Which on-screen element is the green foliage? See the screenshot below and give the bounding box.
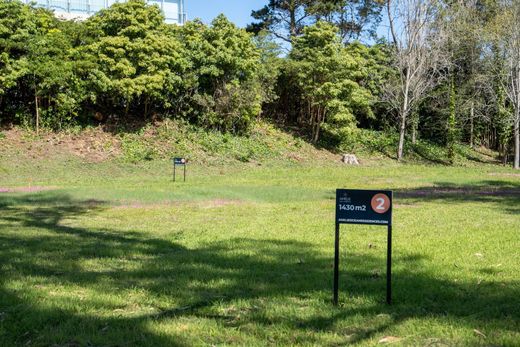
[179,15,263,133]
[89,118,334,164]
[248,0,383,43]
[253,31,282,106]
[0,0,34,96]
[288,21,374,144]
[0,0,263,134]
[80,0,189,119]
[120,133,156,163]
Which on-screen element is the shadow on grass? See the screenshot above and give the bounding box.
[396,180,520,214]
[0,191,519,345]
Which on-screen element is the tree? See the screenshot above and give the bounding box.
[491,0,520,169]
[385,0,446,160]
[248,0,316,43]
[0,0,35,96]
[248,0,384,44]
[0,1,39,126]
[179,15,263,133]
[27,25,81,131]
[308,0,384,42]
[80,0,189,119]
[290,21,373,144]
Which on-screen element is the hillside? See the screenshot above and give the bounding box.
[0,120,504,170]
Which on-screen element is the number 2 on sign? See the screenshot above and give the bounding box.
[371,194,390,214]
[375,198,386,210]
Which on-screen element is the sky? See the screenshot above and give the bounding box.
[184,0,267,27]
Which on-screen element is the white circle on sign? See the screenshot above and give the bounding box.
[371,193,390,214]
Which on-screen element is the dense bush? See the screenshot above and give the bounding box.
[268,22,388,148]
[0,0,391,143]
[0,0,264,134]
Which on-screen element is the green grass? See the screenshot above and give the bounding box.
[0,155,519,346]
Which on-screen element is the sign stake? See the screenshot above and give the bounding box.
[387,224,392,305]
[333,222,340,306]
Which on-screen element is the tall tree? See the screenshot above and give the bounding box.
[290,21,373,144]
[385,0,446,160]
[248,0,315,43]
[27,24,81,131]
[80,0,188,119]
[491,0,520,169]
[179,15,263,133]
[309,0,384,42]
[248,0,384,44]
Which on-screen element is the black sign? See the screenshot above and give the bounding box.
[172,157,187,182]
[336,189,392,225]
[333,189,393,306]
[173,158,186,165]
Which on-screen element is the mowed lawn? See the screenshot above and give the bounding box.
[0,157,519,346]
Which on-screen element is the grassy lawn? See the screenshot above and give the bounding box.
[0,156,519,346]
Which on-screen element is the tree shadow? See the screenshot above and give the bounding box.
[396,180,520,214]
[0,191,519,345]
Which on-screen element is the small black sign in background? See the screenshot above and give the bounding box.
[174,158,186,165]
[334,189,393,306]
[172,157,187,182]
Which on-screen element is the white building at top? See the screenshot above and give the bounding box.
[26,0,186,25]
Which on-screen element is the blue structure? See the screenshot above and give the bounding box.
[27,0,186,25]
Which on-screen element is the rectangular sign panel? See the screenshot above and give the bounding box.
[173,158,186,165]
[336,189,392,225]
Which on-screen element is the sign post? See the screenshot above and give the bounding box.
[334,189,393,306]
[172,157,187,182]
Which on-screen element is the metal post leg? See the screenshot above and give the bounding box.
[387,225,392,304]
[333,223,340,306]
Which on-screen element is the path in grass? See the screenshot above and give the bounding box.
[0,160,519,346]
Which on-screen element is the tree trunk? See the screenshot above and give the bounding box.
[313,106,321,143]
[469,103,474,148]
[397,70,411,161]
[447,77,457,164]
[144,96,149,120]
[289,0,297,42]
[501,144,508,166]
[125,102,130,118]
[35,94,40,136]
[411,112,418,144]
[397,111,407,161]
[514,109,519,169]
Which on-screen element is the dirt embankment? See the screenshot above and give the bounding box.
[0,127,121,162]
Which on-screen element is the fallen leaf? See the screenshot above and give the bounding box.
[378,336,401,344]
[473,329,486,338]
